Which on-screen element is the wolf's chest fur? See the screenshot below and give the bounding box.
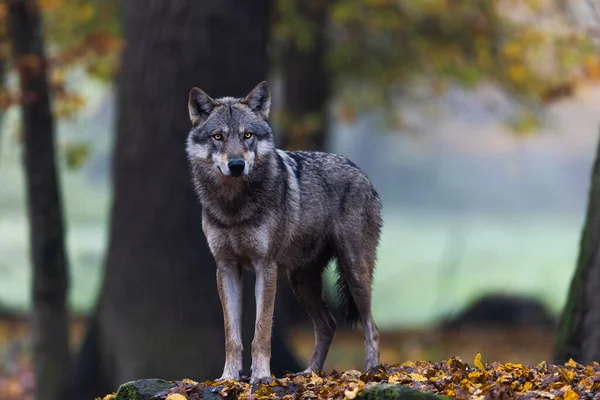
[198,150,353,270]
[202,210,283,267]
[200,188,302,269]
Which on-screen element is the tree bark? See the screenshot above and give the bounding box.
[0,58,6,158]
[8,2,71,400]
[279,0,329,151]
[66,2,299,398]
[553,127,600,364]
[274,1,337,327]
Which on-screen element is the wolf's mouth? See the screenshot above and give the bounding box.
[217,165,230,176]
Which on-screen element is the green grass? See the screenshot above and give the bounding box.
[370,210,580,327]
[0,153,110,313]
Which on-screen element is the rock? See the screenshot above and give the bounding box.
[358,384,450,400]
[112,379,176,400]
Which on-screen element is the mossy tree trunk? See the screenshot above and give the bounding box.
[554,128,600,364]
[9,1,71,400]
[65,1,299,399]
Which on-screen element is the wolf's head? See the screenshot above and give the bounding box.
[186,81,274,178]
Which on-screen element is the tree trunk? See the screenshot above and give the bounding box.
[0,58,6,158]
[553,128,600,364]
[66,2,299,398]
[8,2,71,400]
[274,1,335,327]
[279,1,329,151]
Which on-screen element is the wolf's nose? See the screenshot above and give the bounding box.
[228,159,245,176]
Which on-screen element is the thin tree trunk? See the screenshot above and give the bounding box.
[280,1,329,151]
[66,2,298,398]
[275,1,333,327]
[0,58,6,158]
[553,127,600,364]
[8,2,71,400]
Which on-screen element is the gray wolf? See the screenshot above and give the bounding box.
[185,81,382,384]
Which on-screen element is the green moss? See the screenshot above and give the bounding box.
[358,384,450,400]
[113,379,175,400]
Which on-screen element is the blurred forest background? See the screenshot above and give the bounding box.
[2,0,600,399]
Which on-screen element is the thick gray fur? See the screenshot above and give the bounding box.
[186,81,382,385]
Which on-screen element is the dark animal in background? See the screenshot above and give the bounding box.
[440,294,556,331]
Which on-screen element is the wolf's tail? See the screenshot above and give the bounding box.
[335,260,361,327]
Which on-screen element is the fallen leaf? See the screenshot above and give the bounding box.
[474,352,485,371]
[344,387,359,399]
[166,394,186,400]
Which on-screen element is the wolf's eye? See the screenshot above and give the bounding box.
[213,134,222,140]
[243,132,253,139]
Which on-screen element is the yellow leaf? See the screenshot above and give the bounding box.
[565,359,578,368]
[345,387,359,399]
[309,371,324,385]
[166,395,187,400]
[408,373,427,382]
[255,386,275,397]
[495,374,511,384]
[559,369,576,383]
[563,386,579,400]
[507,65,527,84]
[474,352,485,371]
[499,362,525,372]
[468,371,483,382]
[388,372,406,384]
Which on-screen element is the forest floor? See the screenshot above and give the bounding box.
[0,315,554,400]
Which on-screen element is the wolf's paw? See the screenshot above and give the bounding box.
[249,374,273,385]
[217,370,241,382]
[366,363,382,373]
[292,367,315,377]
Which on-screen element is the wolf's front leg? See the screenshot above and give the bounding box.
[216,262,243,381]
[250,262,277,384]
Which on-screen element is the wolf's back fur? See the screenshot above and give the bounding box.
[186,81,381,382]
[274,150,382,326]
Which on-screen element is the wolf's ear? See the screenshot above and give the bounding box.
[188,87,218,127]
[241,81,271,120]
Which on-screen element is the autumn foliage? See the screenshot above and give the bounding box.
[96,354,600,400]
[1,0,598,130]
[0,0,122,117]
[275,0,600,131]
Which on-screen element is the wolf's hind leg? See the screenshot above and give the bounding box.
[336,246,380,371]
[288,265,336,373]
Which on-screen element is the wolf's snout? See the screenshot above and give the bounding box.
[228,159,245,177]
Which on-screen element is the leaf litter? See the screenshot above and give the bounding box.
[99,354,600,399]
